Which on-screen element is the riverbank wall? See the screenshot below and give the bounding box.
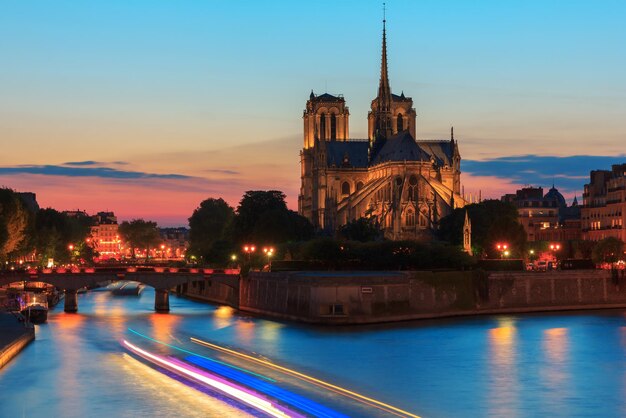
[177,269,626,324]
[176,274,239,308]
[0,312,35,369]
[238,269,623,324]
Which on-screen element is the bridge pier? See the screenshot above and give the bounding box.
[155,289,169,312]
[64,289,78,313]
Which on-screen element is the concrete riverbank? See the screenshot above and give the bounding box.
[0,312,35,369]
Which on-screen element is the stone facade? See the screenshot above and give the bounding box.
[298,20,465,240]
[582,163,626,242]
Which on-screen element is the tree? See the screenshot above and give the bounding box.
[592,237,624,265]
[188,198,235,261]
[119,219,161,259]
[232,190,288,241]
[0,188,31,261]
[438,200,527,258]
[230,190,313,244]
[34,209,94,264]
[338,217,383,242]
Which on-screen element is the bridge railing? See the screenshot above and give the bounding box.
[3,266,241,276]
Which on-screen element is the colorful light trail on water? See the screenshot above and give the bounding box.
[186,355,347,418]
[190,337,421,418]
[122,340,299,418]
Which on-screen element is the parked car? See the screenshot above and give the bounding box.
[537,261,548,271]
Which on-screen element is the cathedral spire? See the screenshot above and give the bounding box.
[375,3,393,139]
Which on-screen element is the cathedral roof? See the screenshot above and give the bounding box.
[326,141,369,168]
[371,131,430,164]
[416,141,455,166]
[312,92,344,102]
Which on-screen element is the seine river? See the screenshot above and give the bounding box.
[2,287,626,417]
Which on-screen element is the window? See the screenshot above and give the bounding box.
[320,113,326,140]
[356,181,364,191]
[406,209,415,226]
[397,113,404,132]
[330,113,337,139]
[341,181,350,195]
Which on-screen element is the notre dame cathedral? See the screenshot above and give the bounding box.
[298,19,467,240]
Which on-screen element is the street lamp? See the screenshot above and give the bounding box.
[243,245,256,263]
[160,244,165,260]
[549,243,561,269]
[263,247,274,269]
[496,243,508,259]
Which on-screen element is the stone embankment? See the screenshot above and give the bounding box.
[181,269,626,324]
[0,312,35,369]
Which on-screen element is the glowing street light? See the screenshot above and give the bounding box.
[263,247,274,264]
[243,245,256,263]
[496,243,509,259]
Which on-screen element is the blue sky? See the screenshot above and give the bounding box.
[0,1,624,224]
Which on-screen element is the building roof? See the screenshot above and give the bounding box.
[371,131,431,164]
[311,92,344,102]
[417,141,455,166]
[326,141,369,168]
[544,187,567,208]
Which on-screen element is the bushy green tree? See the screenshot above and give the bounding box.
[34,209,94,264]
[231,190,313,244]
[592,237,624,264]
[438,200,527,258]
[119,219,160,259]
[188,198,235,262]
[0,188,30,261]
[338,217,383,242]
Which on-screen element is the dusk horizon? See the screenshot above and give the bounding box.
[2,1,625,225]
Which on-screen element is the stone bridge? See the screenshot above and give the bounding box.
[0,267,240,313]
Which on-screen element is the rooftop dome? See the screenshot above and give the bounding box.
[544,186,567,207]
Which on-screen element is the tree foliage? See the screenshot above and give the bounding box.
[188,198,235,262]
[119,219,161,258]
[438,200,527,258]
[34,209,93,264]
[592,237,624,264]
[338,217,383,242]
[0,188,31,259]
[231,190,313,244]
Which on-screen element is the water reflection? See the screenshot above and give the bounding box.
[149,312,181,344]
[541,327,570,416]
[488,317,519,417]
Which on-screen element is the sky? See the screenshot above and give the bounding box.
[0,0,625,226]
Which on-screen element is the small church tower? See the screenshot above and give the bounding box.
[463,210,473,256]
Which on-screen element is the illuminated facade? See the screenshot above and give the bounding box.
[501,186,580,242]
[582,164,626,242]
[90,211,121,259]
[299,20,466,240]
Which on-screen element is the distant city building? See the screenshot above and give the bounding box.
[502,186,581,242]
[299,19,466,240]
[582,163,626,242]
[159,227,189,259]
[90,211,121,259]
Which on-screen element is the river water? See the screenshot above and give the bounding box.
[1,287,626,417]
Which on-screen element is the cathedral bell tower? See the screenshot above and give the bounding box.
[302,92,350,149]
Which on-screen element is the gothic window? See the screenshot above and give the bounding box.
[320,113,326,140]
[356,181,364,191]
[420,215,427,227]
[408,175,418,201]
[341,181,350,195]
[406,209,415,226]
[397,113,403,132]
[330,114,337,139]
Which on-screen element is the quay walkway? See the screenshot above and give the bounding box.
[0,312,34,370]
